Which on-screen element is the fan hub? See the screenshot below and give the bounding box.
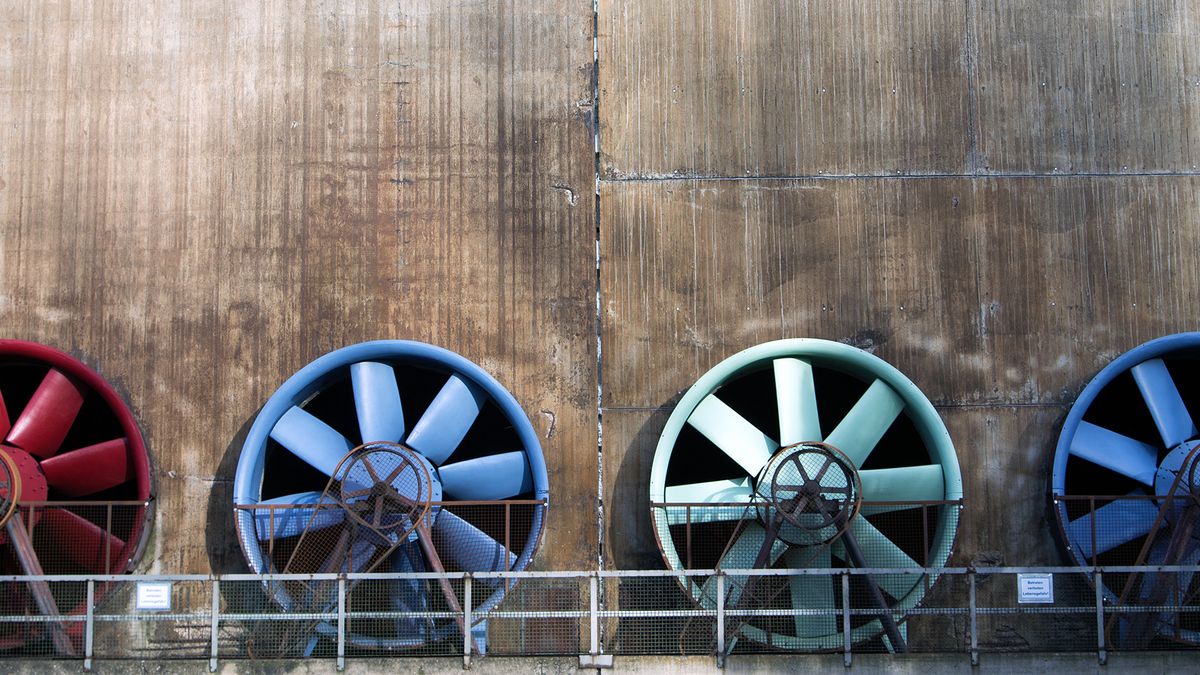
[0,445,48,505]
[1155,440,1200,498]
[336,442,438,539]
[754,442,861,546]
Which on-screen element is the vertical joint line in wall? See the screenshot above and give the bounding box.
[592,0,604,580]
[963,0,981,174]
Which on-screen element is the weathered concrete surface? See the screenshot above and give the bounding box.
[0,1,597,575]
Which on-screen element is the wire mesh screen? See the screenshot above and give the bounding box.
[0,579,86,658]
[11,503,146,575]
[0,567,1197,664]
[972,570,1098,654]
[602,573,715,655]
[1106,569,1200,651]
[481,574,585,655]
[92,580,211,660]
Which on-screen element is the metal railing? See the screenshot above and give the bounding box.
[0,564,1196,669]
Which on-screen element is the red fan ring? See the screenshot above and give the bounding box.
[0,340,153,650]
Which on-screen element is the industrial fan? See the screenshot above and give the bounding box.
[1051,332,1200,648]
[232,341,549,654]
[650,339,962,652]
[0,340,153,654]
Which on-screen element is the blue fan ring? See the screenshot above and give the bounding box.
[1051,332,1200,499]
[1051,332,1200,571]
[233,340,549,578]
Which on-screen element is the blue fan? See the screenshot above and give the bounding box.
[233,341,549,650]
[1052,332,1200,647]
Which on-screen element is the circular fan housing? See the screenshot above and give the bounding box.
[650,338,962,651]
[0,340,153,650]
[1051,332,1200,645]
[233,340,549,650]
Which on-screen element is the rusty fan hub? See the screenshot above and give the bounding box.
[335,442,438,544]
[754,442,861,547]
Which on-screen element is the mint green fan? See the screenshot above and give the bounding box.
[650,339,962,651]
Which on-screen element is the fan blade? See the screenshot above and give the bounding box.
[270,406,354,477]
[698,523,786,607]
[253,492,345,540]
[785,546,837,639]
[432,509,515,576]
[439,451,532,500]
[858,465,944,515]
[846,517,921,600]
[1066,497,1160,559]
[405,374,485,465]
[1069,422,1158,486]
[775,357,821,445]
[386,543,428,642]
[351,361,405,444]
[6,369,86,459]
[824,379,904,468]
[338,536,379,574]
[37,509,126,573]
[663,477,753,525]
[687,395,777,477]
[1131,359,1197,449]
[0,388,10,439]
[39,438,131,497]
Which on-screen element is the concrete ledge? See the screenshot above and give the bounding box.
[0,652,1193,674]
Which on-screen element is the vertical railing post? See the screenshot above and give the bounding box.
[589,573,600,657]
[715,573,726,668]
[84,579,94,671]
[1095,570,1107,665]
[842,572,852,668]
[336,576,346,671]
[463,574,473,669]
[969,571,978,666]
[209,578,220,672]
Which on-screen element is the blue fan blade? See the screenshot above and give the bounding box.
[337,537,379,573]
[1069,422,1158,486]
[270,406,355,476]
[439,451,532,500]
[824,379,904,468]
[253,492,344,540]
[433,509,515,578]
[405,374,485,465]
[848,517,921,600]
[351,361,405,444]
[386,542,428,642]
[1131,358,1198,449]
[687,394,777,476]
[785,547,836,639]
[774,357,821,445]
[859,465,944,504]
[697,523,786,606]
[1066,497,1160,559]
[662,477,753,525]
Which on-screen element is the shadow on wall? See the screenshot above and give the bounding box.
[608,394,681,570]
[206,412,258,575]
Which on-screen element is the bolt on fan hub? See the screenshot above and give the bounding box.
[0,445,48,503]
[1155,440,1200,497]
[755,442,861,547]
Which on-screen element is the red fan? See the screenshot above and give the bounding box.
[0,341,152,654]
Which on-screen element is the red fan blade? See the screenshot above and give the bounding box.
[6,369,86,459]
[37,509,126,574]
[39,438,131,497]
[0,388,10,439]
